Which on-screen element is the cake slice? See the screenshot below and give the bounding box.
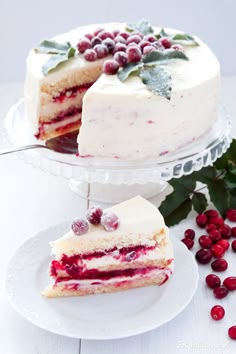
[42,196,174,297]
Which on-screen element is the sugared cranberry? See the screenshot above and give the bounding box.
[127,34,142,45]
[181,238,194,249]
[119,31,130,40]
[140,40,151,51]
[232,227,236,237]
[196,214,208,228]
[113,42,127,53]
[159,37,172,48]
[98,30,114,40]
[204,209,219,219]
[84,33,93,41]
[127,45,142,62]
[171,44,184,51]
[153,41,164,50]
[211,244,225,258]
[93,28,104,36]
[199,235,213,249]
[210,305,225,320]
[102,38,115,53]
[131,30,144,39]
[223,276,236,291]
[217,239,230,251]
[144,34,156,42]
[228,326,236,340]
[226,209,236,222]
[232,240,236,252]
[184,228,195,239]
[218,224,232,239]
[77,37,91,53]
[211,258,228,272]
[205,274,221,289]
[206,223,217,233]
[113,29,120,37]
[213,285,228,299]
[209,229,222,243]
[114,35,126,44]
[72,218,89,235]
[94,44,108,59]
[143,45,156,55]
[113,51,128,67]
[103,59,119,75]
[208,216,224,226]
[84,49,97,61]
[101,211,120,232]
[86,205,103,225]
[91,36,102,47]
[195,249,212,264]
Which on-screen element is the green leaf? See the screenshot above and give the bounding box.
[35,40,72,54]
[42,50,75,75]
[117,62,143,82]
[214,140,236,169]
[143,49,188,64]
[172,33,199,46]
[229,189,236,209]
[126,19,154,35]
[208,180,230,216]
[192,192,208,214]
[161,197,192,227]
[139,66,172,99]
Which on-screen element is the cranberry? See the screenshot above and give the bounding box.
[213,285,228,299]
[72,218,89,235]
[199,235,212,249]
[211,244,225,258]
[159,37,172,48]
[84,33,93,41]
[232,240,236,252]
[101,211,120,232]
[98,30,114,40]
[127,46,142,62]
[206,223,217,233]
[94,44,108,59]
[205,274,221,289]
[211,258,228,272]
[210,305,225,320]
[91,36,102,47]
[184,228,195,239]
[223,276,236,291]
[204,209,219,219]
[226,208,236,222]
[113,43,127,53]
[153,41,164,50]
[77,37,91,53]
[102,38,115,53]
[113,29,120,37]
[171,44,184,51]
[181,238,194,249]
[195,249,212,264]
[143,45,156,55]
[144,34,156,42]
[119,31,130,40]
[131,31,144,39]
[114,35,126,44]
[140,40,151,51]
[196,214,208,228]
[208,216,224,226]
[217,239,230,251]
[113,51,128,67]
[232,227,236,237]
[86,205,103,225]
[84,49,97,61]
[219,224,232,239]
[127,34,142,45]
[209,229,222,243]
[93,28,104,36]
[103,59,119,75]
[228,326,236,340]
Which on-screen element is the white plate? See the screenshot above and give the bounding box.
[5,222,198,340]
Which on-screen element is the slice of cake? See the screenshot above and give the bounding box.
[42,196,174,297]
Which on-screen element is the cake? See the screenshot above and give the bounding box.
[25,20,220,160]
[42,196,174,297]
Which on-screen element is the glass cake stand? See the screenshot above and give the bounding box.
[4,99,232,202]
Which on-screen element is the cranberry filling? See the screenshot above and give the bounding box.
[53,82,94,103]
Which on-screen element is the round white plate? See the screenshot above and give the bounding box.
[5,222,199,340]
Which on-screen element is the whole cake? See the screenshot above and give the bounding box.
[43,196,174,297]
[25,20,220,160]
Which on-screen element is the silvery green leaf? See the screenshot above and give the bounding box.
[126,19,154,35]
[35,40,72,54]
[139,66,172,99]
[117,62,143,82]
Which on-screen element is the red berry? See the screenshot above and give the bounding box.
[232,240,236,252]
[153,41,164,50]
[232,227,236,237]
[94,44,108,59]
[98,30,114,40]
[84,33,93,41]
[144,34,156,42]
[218,224,232,239]
[210,305,225,320]
[101,211,120,232]
[113,29,120,37]
[131,31,144,39]
[91,36,102,47]
[113,43,127,53]
[102,38,115,53]
[127,34,142,45]
[114,35,126,44]
[199,235,212,249]
[211,258,228,272]
[208,216,224,226]
[84,49,97,61]
[206,223,217,233]
[211,244,225,258]
[204,209,219,219]
[93,28,104,36]
[223,276,236,291]
[184,229,195,239]
[113,51,128,67]
[143,45,156,55]
[86,205,103,225]
[226,209,236,222]
[181,238,194,249]
[195,249,212,264]
[77,37,91,53]
[213,285,228,299]
[217,239,229,251]
[103,59,119,75]
[127,46,142,62]
[196,214,208,228]
[72,218,89,235]
[140,40,151,51]
[171,44,184,51]
[209,229,222,243]
[119,31,130,40]
[159,37,172,48]
[228,326,236,340]
[205,274,221,289]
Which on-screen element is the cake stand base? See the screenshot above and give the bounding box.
[69,180,168,204]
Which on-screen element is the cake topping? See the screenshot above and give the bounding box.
[72,218,89,235]
[101,211,120,232]
[86,206,103,225]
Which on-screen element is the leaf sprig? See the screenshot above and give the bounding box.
[159,139,236,226]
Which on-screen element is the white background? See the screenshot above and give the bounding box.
[0,0,235,81]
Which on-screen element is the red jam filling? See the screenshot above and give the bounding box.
[53,82,95,103]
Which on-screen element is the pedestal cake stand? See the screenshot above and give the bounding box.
[5,99,232,203]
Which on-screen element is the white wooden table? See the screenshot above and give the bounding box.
[0,78,236,354]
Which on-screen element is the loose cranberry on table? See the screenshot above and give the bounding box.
[103,59,119,75]
[211,244,225,258]
[210,305,225,320]
[232,227,236,237]
[86,206,103,225]
[228,326,236,340]
[208,216,224,226]
[232,240,236,252]
[195,248,212,264]
[213,285,228,299]
[218,224,232,239]
[205,274,221,289]
[206,223,217,233]
[209,229,222,243]
[211,258,228,272]
[181,238,194,249]
[204,209,219,219]
[223,277,236,291]
[184,228,195,239]
[226,209,236,222]
[196,214,208,228]
[199,235,212,249]
[217,239,229,251]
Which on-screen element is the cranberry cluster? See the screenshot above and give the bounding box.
[76,28,183,75]
[181,208,236,340]
[72,205,120,236]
